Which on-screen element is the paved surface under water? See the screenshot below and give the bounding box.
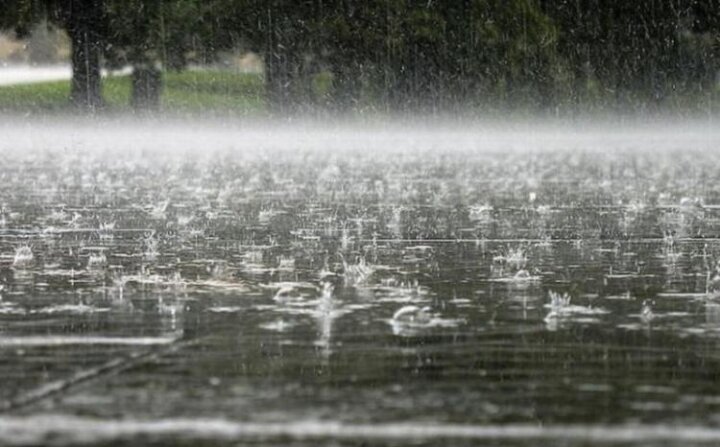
[1,124,720,445]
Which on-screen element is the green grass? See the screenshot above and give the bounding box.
[0,69,267,115]
[163,70,266,114]
[0,79,73,112]
[4,68,718,118]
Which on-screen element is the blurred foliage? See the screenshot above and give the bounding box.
[1,0,720,114]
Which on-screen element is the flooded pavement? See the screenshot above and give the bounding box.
[2,122,720,445]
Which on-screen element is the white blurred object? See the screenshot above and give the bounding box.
[0,64,130,86]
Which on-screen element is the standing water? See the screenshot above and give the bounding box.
[0,120,719,446]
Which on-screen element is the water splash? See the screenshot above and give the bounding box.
[341,255,375,287]
[12,246,34,268]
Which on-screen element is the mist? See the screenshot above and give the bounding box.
[1,116,719,155]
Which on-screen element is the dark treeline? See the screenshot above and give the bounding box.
[2,0,720,114]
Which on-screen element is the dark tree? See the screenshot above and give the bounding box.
[4,0,720,114]
[56,0,107,109]
[1,0,107,110]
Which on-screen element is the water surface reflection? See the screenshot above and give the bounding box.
[0,135,720,445]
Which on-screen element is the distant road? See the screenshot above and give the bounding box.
[0,64,71,86]
[0,64,130,86]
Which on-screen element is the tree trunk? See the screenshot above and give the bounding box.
[265,50,296,115]
[386,58,412,114]
[131,65,163,111]
[63,0,105,111]
[331,60,361,113]
[263,2,305,116]
[67,27,103,110]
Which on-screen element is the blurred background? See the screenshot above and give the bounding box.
[0,1,719,118]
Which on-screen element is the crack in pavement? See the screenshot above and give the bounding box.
[0,334,195,414]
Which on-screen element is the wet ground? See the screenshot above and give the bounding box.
[1,121,720,445]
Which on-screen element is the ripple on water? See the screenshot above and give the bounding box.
[207,306,244,313]
[3,416,720,444]
[388,305,465,337]
[0,334,180,347]
[28,304,110,315]
[259,319,296,332]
